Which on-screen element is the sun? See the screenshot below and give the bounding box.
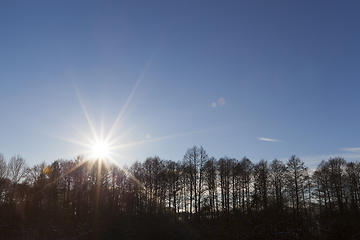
[91,140,110,160]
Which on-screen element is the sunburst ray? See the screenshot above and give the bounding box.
[76,88,99,143]
[105,58,153,143]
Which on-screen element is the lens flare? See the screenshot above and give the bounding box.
[218,98,225,105]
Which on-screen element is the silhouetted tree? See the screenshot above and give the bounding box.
[269,159,287,211]
[239,157,253,214]
[286,155,307,225]
[203,157,218,218]
[183,146,199,218]
[0,154,7,204]
[253,160,269,212]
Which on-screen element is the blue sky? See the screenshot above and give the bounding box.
[1,1,360,168]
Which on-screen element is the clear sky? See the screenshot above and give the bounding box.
[1,1,360,168]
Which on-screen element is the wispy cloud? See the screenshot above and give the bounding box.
[258,137,281,142]
[340,147,360,152]
[290,153,360,170]
[299,147,360,168]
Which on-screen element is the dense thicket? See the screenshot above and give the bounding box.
[0,147,360,239]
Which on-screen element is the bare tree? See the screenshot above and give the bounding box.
[203,157,218,218]
[286,155,307,224]
[270,159,287,210]
[0,154,6,179]
[0,154,7,204]
[197,146,208,217]
[240,157,253,214]
[253,160,269,212]
[183,146,199,218]
[327,157,346,213]
[345,161,360,211]
[7,155,27,185]
[218,157,232,213]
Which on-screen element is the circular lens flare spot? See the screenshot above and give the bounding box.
[92,141,109,159]
[42,166,51,175]
[218,98,225,105]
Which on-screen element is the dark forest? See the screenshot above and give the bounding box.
[1,146,359,239]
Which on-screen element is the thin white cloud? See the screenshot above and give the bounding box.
[258,137,281,142]
[340,147,360,152]
[291,153,360,170]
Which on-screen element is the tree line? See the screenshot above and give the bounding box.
[0,146,360,239]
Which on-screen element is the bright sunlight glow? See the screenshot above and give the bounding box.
[92,141,110,159]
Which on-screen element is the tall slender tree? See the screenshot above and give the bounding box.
[286,155,307,224]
